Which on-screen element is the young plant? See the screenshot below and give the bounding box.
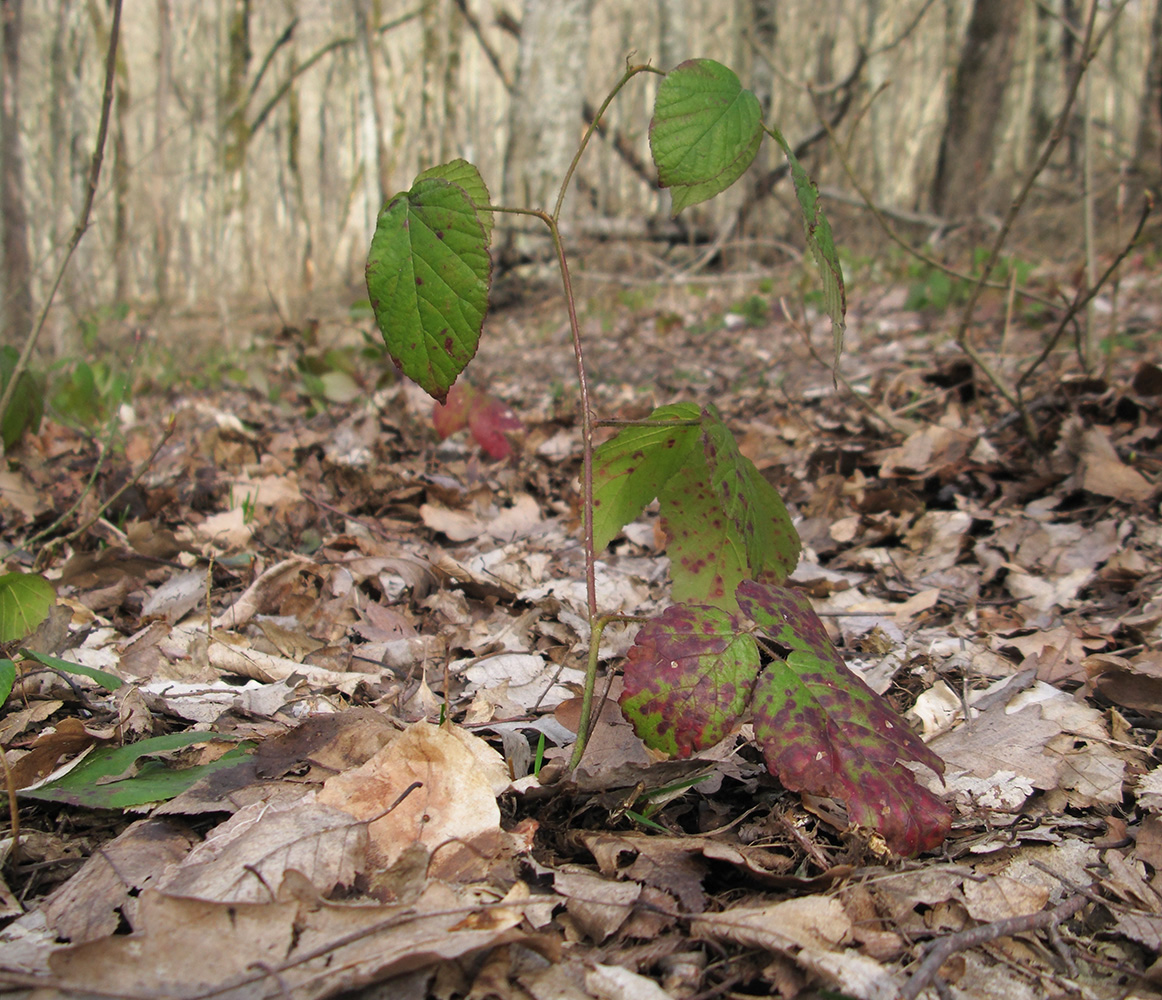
[366,58,950,855]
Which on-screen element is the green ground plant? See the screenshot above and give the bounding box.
[365,57,951,855]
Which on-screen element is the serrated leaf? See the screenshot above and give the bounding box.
[737,579,950,855]
[18,733,252,809]
[658,447,750,608]
[701,408,800,582]
[592,402,701,551]
[620,603,759,757]
[0,572,54,643]
[650,59,763,215]
[366,173,491,403]
[766,124,846,366]
[22,649,122,692]
[416,159,493,244]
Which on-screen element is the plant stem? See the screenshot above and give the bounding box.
[568,613,649,769]
[490,62,662,771]
[569,615,610,770]
[553,61,662,222]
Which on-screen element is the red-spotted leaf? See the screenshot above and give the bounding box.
[366,162,492,403]
[592,402,701,551]
[619,603,759,757]
[736,579,950,855]
[433,382,522,460]
[701,407,800,583]
[658,446,750,608]
[650,60,763,215]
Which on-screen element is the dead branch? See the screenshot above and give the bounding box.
[900,894,1088,1000]
[249,7,423,139]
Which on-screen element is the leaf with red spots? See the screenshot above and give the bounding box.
[619,603,758,757]
[736,579,950,856]
[701,407,800,583]
[592,402,701,551]
[365,161,492,403]
[433,383,522,460]
[658,447,750,609]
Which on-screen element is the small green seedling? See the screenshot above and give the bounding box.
[366,57,950,855]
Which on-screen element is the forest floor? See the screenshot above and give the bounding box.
[2,247,1162,1000]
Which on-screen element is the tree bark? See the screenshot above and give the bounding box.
[931,0,1022,218]
[1136,0,1162,182]
[502,0,591,249]
[1,0,32,344]
[153,0,172,301]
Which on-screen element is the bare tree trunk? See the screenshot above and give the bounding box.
[657,0,687,71]
[931,0,1022,218]
[88,0,131,302]
[1,0,32,345]
[1136,0,1162,182]
[355,0,389,216]
[284,0,312,291]
[218,0,250,297]
[153,0,172,301]
[502,0,591,257]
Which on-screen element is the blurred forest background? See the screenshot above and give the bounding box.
[2,0,1161,353]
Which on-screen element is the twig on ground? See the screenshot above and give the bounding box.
[900,894,1088,1000]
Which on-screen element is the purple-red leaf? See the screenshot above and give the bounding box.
[736,579,950,855]
[433,383,522,459]
[619,603,758,757]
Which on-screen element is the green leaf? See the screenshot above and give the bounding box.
[701,408,800,583]
[21,649,122,692]
[592,402,701,551]
[0,572,54,643]
[17,733,253,809]
[619,603,758,757]
[737,580,950,855]
[417,159,493,244]
[366,170,492,403]
[0,659,15,706]
[0,346,44,450]
[650,59,763,215]
[766,123,846,366]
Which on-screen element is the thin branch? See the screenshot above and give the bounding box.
[247,17,298,104]
[951,1,1126,353]
[810,87,1061,313]
[248,7,423,138]
[451,0,512,90]
[1016,193,1153,393]
[0,0,122,460]
[901,894,1088,1000]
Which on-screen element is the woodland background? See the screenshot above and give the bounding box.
[2,0,1162,348]
[5,3,1162,998]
